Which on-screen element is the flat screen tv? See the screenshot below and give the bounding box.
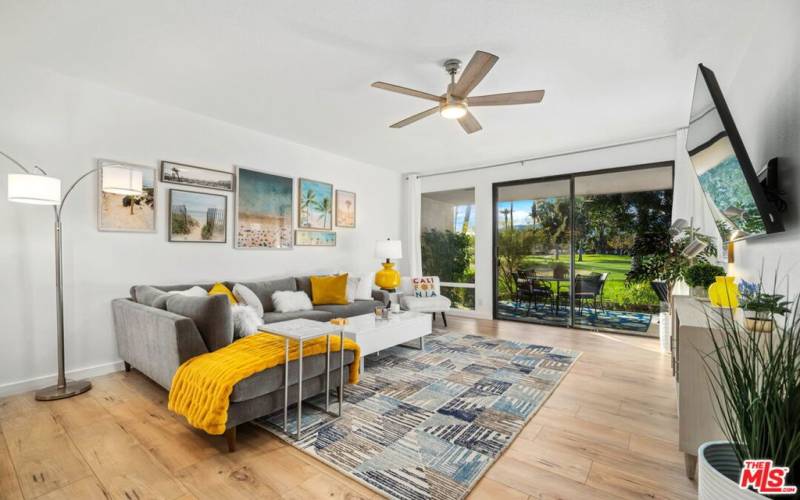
[685,64,784,241]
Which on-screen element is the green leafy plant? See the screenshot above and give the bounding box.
[702,277,800,488]
[626,226,717,291]
[684,262,725,288]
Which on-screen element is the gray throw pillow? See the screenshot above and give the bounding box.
[132,285,170,310]
[166,294,233,352]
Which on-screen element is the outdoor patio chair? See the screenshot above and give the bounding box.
[562,273,603,315]
[513,270,554,315]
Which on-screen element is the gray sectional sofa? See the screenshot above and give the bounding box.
[111,275,388,451]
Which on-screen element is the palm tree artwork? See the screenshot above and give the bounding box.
[298,178,333,229]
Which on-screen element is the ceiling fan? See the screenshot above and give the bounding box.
[371,50,545,134]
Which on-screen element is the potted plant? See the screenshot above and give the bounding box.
[737,280,791,333]
[684,262,726,300]
[698,280,800,499]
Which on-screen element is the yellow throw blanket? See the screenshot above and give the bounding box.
[168,332,360,435]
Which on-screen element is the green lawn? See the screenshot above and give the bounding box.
[511,253,659,312]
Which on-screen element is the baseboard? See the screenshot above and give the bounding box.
[445,309,492,320]
[0,360,125,398]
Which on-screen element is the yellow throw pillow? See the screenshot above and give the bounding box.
[208,282,237,305]
[310,274,349,305]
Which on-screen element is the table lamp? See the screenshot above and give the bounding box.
[374,238,402,290]
[4,151,143,400]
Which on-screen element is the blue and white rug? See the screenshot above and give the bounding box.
[254,330,580,500]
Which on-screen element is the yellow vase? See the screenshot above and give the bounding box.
[375,261,401,290]
[708,276,738,308]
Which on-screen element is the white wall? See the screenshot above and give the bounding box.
[419,135,675,319]
[712,0,800,291]
[0,63,401,395]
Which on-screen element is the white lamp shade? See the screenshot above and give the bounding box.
[375,239,402,259]
[7,173,61,205]
[102,166,143,196]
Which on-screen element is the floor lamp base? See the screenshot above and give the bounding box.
[35,380,92,401]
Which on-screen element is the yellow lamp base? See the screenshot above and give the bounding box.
[375,261,401,290]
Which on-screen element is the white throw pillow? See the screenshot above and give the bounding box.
[233,283,264,317]
[231,304,261,338]
[345,276,360,303]
[168,286,208,297]
[272,291,313,313]
[354,272,375,301]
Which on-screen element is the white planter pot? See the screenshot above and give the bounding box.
[658,311,671,353]
[698,441,765,499]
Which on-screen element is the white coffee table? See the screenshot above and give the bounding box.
[343,311,432,372]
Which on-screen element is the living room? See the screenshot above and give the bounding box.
[1,1,799,499]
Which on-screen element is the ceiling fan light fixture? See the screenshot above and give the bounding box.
[440,102,467,120]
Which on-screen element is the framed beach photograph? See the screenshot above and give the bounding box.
[335,190,356,228]
[298,178,333,230]
[98,159,156,232]
[235,166,293,249]
[161,161,234,191]
[168,189,227,243]
[295,230,336,247]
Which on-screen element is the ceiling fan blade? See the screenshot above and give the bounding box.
[389,106,440,128]
[451,50,499,98]
[372,82,442,102]
[458,110,482,134]
[469,90,545,106]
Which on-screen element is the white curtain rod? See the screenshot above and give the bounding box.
[411,130,676,180]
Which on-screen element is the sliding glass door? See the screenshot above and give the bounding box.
[495,178,572,326]
[494,163,673,335]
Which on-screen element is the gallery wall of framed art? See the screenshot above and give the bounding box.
[95,158,358,250]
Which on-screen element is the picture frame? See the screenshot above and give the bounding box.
[161,160,234,191]
[335,190,356,228]
[168,189,227,243]
[97,159,157,233]
[298,178,333,230]
[235,166,294,249]
[295,230,337,247]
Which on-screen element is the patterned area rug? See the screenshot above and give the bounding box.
[496,300,653,333]
[254,329,580,500]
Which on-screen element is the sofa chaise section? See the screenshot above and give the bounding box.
[113,275,384,451]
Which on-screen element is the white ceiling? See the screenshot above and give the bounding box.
[0,0,762,173]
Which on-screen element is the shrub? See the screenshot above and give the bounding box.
[684,262,725,288]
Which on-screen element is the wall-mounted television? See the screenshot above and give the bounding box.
[685,63,784,241]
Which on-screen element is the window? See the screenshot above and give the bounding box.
[421,188,475,310]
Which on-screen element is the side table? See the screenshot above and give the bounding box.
[258,319,344,439]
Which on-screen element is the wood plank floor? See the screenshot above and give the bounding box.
[0,317,696,499]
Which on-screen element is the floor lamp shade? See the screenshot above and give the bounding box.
[101,165,143,195]
[7,173,61,205]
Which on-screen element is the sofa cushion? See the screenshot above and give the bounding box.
[295,275,313,297]
[166,294,233,352]
[400,295,452,313]
[314,300,383,317]
[131,285,170,309]
[231,350,355,403]
[142,283,215,294]
[225,278,296,313]
[262,309,334,324]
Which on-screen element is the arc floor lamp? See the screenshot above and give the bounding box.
[3,150,143,400]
